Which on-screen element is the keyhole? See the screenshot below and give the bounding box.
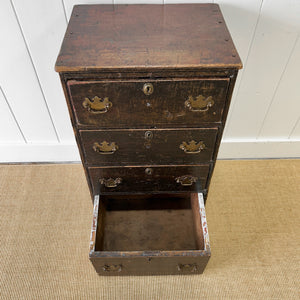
[145,168,153,175]
[143,83,154,95]
[145,131,153,139]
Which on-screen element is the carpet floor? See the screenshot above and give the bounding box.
[0,160,299,299]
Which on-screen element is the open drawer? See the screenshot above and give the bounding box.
[89,193,210,275]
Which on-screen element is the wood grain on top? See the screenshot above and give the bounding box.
[55,4,242,72]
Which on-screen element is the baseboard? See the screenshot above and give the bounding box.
[0,140,299,163]
[0,143,80,163]
[218,139,300,159]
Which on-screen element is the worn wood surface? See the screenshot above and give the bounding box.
[89,193,210,275]
[80,128,217,166]
[56,4,241,199]
[55,4,242,72]
[103,210,196,251]
[67,78,229,128]
[88,165,210,195]
[191,193,205,251]
[205,69,238,196]
[56,3,240,275]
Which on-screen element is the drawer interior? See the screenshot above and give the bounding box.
[91,193,209,253]
[99,196,199,251]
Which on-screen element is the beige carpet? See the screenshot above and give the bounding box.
[0,160,299,299]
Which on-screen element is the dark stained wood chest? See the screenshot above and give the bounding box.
[55,4,242,275]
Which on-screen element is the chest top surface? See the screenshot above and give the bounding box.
[55,4,242,72]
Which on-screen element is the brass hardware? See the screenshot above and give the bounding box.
[82,96,112,114]
[145,168,153,175]
[145,131,153,139]
[177,263,198,272]
[93,141,118,154]
[100,177,122,188]
[144,131,153,149]
[143,83,154,95]
[179,140,205,154]
[175,175,198,186]
[102,264,122,272]
[185,95,214,112]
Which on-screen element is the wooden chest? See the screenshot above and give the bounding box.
[55,4,242,275]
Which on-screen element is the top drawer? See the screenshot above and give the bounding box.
[67,78,229,128]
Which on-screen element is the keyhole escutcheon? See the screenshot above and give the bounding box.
[145,131,153,139]
[143,83,154,95]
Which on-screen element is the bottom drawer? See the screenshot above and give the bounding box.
[89,193,210,275]
[88,165,210,195]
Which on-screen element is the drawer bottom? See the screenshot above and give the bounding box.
[89,193,210,275]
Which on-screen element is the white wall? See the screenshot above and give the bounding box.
[0,0,299,162]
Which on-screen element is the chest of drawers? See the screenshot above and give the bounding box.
[55,4,242,275]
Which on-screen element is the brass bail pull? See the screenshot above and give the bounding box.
[185,95,214,112]
[179,140,205,154]
[102,264,122,272]
[175,175,198,186]
[100,177,122,188]
[82,96,112,114]
[93,141,118,154]
[177,263,198,272]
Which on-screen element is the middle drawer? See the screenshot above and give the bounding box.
[80,128,218,166]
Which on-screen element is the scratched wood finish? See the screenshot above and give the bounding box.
[55,4,241,72]
[56,4,241,275]
[55,4,242,200]
[80,128,218,166]
[88,165,210,195]
[67,78,229,128]
[89,193,210,275]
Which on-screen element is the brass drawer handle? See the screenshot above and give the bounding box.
[82,96,112,114]
[185,95,214,112]
[175,175,198,186]
[102,264,122,272]
[180,140,205,154]
[177,263,198,272]
[93,141,118,155]
[100,177,122,188]
[143,83,154,95]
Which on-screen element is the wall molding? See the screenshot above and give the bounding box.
[0,139,299,163]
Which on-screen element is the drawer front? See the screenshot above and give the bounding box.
[80,128,218,166]
[88,165,210,194]
[90,255,210,276]
[67,78,229,128]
